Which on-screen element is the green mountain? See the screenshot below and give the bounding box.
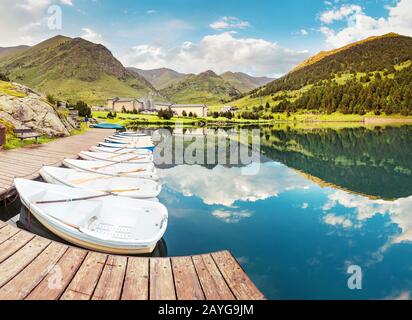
[159,70,240,105]
[128,67,187,90]
[231,33,412,116]
[0,45,30,60]
[130,67,273,94]
[220,71,273,93]
[0,35,157,105]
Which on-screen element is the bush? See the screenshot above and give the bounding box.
[0,73,10,82]
[158,108,173,120]
[182,110,187,117]
[70,101,92,117]
[46,94,56,106]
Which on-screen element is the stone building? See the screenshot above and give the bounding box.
[106,97,144,112]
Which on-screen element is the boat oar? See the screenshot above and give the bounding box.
[106,154,146,162]
[116,168,146,175]
[33,193,111,204]
[47,214,83,232]
[98,188,140,194]
[91,161,122,170]
[69,175,114,185]
[91,157,147,170]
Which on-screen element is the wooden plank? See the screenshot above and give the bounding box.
[172,256,205,300]
[25,247,87,300]
[121,258,149,300]
[193,254,235,300]
[0,242,68,300]
[0,231,35,264]
[0,225,21,245]
[60,252,107,300]
[149,258,176,300]
[92,255,127,300]
[212,251,265,300]
[0,236,50,288]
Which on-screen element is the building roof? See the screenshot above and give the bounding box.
[108,97,139,103]
[154,102,207,108]
[172,104,207,108]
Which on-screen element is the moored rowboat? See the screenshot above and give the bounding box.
[99,142,156,151]
[79,151,154,163]
[91,123,125,130]
[104,137,154,146]
[40,166,162,199]
[14,178,168,254]
[90,146,152,155]
[63,159,159,180]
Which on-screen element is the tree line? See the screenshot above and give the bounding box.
[274,64,412,115]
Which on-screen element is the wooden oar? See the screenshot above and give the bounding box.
[47,214,83,232]
[98,188,140,193]
[117,168,146,175]
[34,193,111,205]
[91,156,146,170]
[69,175,114,185]
[106,154,146,161]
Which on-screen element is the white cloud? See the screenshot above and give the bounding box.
[212,209,253,223]
[16,0,72,11]
[147,10,157,15]
[210,16,250,30]
[320,0,412,48]
[323,213,353,229]
[122,32,310,76]
[323,190,412,247]
[158,163,312,207]
[80,27,108,46]
[320,4,362,24]
[0,0,74,46]
[60,0,73,5]
[300,29,309,36]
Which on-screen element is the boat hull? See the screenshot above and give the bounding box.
[15,179,167,255]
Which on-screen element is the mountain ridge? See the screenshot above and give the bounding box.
[159,70,240,105]
[0,35,157,105]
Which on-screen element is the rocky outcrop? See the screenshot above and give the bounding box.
[0,82,74,136]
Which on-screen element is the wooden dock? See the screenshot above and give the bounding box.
[0,129,265,300]
[0,220,264,300]
[0,129,113,199]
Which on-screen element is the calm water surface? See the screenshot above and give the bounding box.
[2,125,412,299]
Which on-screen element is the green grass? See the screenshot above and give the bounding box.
[3,135,55,150]
[70,122,89,135]
[93,111,274,127]
[32,74,151,106]
[0,81,27,98]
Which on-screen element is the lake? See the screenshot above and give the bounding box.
[1,124,412,299]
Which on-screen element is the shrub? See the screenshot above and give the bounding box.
[158,108,173,120]
[0,73,10,82]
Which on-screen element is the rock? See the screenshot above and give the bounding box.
[0,82,73,136]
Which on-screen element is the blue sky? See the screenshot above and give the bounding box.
[0,0,410,76]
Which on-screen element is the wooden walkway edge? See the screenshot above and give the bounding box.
[0,220,265,300]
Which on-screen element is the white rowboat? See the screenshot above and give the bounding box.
[79,151,154,163]
[104,137,154,146]
[99,142,155,151]
[90,146,152,155]
[14,179,168,254]
[63,159,159,180]
[40,166,162,199]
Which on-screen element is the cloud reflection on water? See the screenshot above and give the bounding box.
[158,162,313,207]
